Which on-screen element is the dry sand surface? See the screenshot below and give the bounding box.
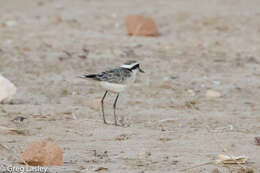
[0,0,260,172]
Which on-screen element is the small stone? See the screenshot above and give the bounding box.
[22,140,63,166]
[5,20,17,27]
[255,137,260,145]
[206,90,221,98]
[126,15,159,36]
[0,74,16,103]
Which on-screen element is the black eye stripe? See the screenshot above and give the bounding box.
[131,64,139,70]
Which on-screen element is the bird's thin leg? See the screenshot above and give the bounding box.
[101,91,108,124]
[113,93,120,126]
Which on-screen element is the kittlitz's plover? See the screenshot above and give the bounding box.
[79,60,144,126]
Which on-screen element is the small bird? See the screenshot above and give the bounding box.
[79,60,144,126]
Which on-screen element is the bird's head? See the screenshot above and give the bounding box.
[120,60,144,73]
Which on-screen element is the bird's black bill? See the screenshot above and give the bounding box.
[139,68,145,73]
[78,74,97,78]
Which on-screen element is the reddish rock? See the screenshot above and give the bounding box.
[22,141,63,166]
[126,15,159,36]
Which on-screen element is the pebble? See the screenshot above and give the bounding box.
[206,90,221,98]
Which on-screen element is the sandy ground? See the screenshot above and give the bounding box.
[0,0,260,172]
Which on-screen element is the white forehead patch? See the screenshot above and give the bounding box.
[120,62,139,69]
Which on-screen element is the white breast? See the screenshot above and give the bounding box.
[100,82,127,93]
[127,69,137,84]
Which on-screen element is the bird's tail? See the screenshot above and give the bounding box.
[78,74,97,79]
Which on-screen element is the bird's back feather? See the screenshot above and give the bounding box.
[80,67,132,84]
